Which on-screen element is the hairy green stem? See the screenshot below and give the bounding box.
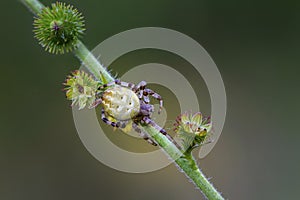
[176,155,224,200]
[21,0,224,199]
[21,0,113,82]
[144,126,224,200]
[143,126,182,159]
[22,0,44,14]
[74,41,114,82]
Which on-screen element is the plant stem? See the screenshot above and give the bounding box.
[176,155,224,200]
[143,126,182,159]
[22,0,44,14]
[21,0,113,82]
[21,0,225,199]
[144,126,224,200]
[74,41,114,82]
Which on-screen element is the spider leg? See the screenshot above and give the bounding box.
[101,108,122,128]
[89,98,102,108]
[137,90,143,99]
[100,80,136,90]
[144,88,163,114]
[135,81,147,91]
[132,123,157,146]
[142,117,181,149]
[135,81,147,100]
[99,80,117,89]
[116,80,136,90]
[135,81,163,113]
[143,95,150,104]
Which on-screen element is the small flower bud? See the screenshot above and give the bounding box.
[174,112,212,150]
[63,70,99,110]
[34,2,85,54]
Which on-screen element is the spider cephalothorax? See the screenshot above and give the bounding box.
[92,79,178,147]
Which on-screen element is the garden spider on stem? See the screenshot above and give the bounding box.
[92,79,180,148]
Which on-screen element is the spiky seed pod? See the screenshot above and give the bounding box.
[174,112,212,150]
[34,2,85,54]
[64,70,100,110]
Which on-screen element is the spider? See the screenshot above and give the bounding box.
[92,79,179,147]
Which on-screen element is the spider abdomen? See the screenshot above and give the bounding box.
[102,86,140,120]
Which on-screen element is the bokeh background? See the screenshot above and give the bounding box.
[1,0,299,199]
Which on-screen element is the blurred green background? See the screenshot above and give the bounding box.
[1,0,299,199]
